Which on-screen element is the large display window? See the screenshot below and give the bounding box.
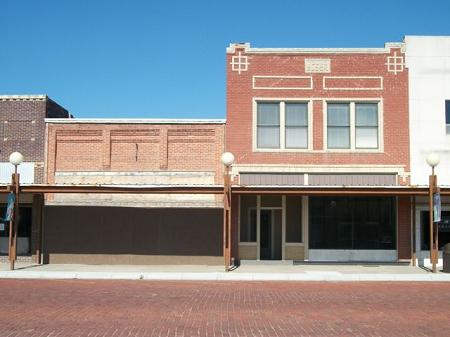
[309,197,396,250]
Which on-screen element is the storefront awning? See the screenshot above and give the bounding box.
[1,184,449,196]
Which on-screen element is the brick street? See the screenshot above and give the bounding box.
[0,280,449,337]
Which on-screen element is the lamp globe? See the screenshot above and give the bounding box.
[221,152,235,166]
[426,153,440,168]
[9,152,24,166]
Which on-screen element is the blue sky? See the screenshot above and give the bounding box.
[1,0,450,119]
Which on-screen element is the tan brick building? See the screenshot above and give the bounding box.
[43,119,225,264]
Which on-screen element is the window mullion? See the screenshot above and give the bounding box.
[280,101,285,149]
[350,102,356,150]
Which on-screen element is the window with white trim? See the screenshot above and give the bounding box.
[355,103,378,148]
[285,103,308,148]
[327,103,350,149]
[326,101,379,150]
[257,103,280,148]
[256,101,309,149]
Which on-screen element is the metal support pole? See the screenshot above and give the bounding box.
[227,174,232,270]
[434,186,440,272]
[223,166,229,271]
[429,170,437,273]
[8,173,14,270]
[35,194,44,264]
[412,196,416,267]
[9,168,19,270]
[223,165,232,271]
[13,169,20,269]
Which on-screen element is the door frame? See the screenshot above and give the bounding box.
[415,205,449,266]
[238,195,306,261]
[259,208,282,260]
[257,197,283,260]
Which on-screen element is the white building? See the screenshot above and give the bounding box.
[406,35,450,186]
[405,35,450,267]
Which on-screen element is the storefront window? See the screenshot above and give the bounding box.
[421,211,450,250]
[309,197,396,250]
[239,196,257,242]
[0,205,32,238]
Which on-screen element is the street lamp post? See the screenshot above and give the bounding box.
[8,152,23,271]
[426,153,440,273]
[221,152,234,271]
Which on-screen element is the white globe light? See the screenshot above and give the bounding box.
[426,153,440,168]
[221,152,235,166]
[9,152,24,166]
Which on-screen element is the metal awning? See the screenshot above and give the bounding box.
[0,184,448,196]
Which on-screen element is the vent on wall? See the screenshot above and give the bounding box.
[240,173,305,186]
[239,173,397,186]
[308,174,396,186]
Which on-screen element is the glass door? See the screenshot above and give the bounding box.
[260,209,282,260]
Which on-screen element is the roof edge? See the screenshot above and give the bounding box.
[226,42,405,54]
[45,118,226,124]
[0,94,47,101]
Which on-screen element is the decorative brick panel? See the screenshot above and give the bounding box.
[46,123,225,184]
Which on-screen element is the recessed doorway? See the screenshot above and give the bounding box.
[260,209,282,260]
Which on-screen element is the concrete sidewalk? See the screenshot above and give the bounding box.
[1,262,450,281]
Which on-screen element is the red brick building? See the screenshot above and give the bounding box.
[226,42,411,262]
[0,95,70,260]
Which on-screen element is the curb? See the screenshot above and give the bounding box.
[1,271,450,282]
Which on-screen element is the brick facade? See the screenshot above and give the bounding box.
[226,43,412,263]
[0,95,69,259]
[397,196,412,260]
[42,121,225,264]
[226,44,410,180]
[46,122,225,185]
[0,95,69,183]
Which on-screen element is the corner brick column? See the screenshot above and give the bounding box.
[31,193,44,263]
[397,196,412,260]
[102,129,111,169]
[313,100,323,151]
[159,128,168,170]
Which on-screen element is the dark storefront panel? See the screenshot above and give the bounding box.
[309,197,396,250]
[420,211,450,250]
[286,196,302,243]
[0,205,32,255]
[239,196,257,242]
[0,205,32,238]
[43,206,223,265]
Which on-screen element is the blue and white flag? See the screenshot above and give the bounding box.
[4,192,15,222]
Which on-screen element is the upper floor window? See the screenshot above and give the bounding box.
[446,100,450,134]
[327,103,350,149]
[256,101,309,150]
[257,103,280,148]
[285,103,308,148]
[355,103,378,148]
[326,101,379,150]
